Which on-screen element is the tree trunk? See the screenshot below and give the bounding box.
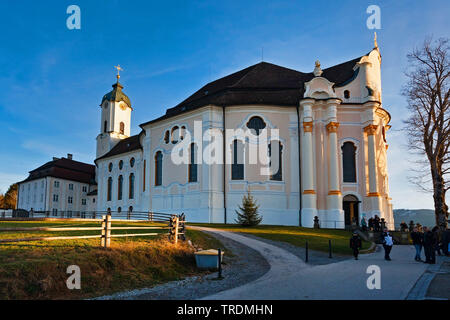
[432,166,448,230]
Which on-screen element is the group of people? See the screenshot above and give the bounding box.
[359,215,385,232]
[410,226,450,264]
[349,229,394,261]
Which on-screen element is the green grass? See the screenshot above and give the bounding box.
[189,223,372,255]
[0,220,225,300]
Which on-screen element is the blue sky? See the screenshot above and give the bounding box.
[0,0,449,209]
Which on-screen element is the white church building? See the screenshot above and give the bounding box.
[18,41,394,229]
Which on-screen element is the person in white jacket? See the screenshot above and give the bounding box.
[383,229,394,261]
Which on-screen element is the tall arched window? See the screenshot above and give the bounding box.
[107,177,112,201]
[155,151,163,186]
[189,143,197,183]
[269,141,283,181]
[119,122,125,135]
[231,140,244,180]
[171,126,179,144]
[342,142,357,183]
[104,121,108,133]
[118,175,123,200]
[129,173,135,199]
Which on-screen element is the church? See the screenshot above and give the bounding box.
[17,39,394,229]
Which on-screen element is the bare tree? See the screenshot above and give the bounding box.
[403,37,450,230]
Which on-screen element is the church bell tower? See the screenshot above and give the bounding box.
[96,65,132,159]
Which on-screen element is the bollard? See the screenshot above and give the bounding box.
[218,248,223,279]
[305,241,309,263]
[329,239,332,258]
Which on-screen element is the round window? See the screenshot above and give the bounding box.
[130,157,135,167]
[108,163,113,172]
[119,160,124,170]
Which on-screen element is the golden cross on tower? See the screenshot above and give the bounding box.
[114,65,124,80]
[374,32,378,49]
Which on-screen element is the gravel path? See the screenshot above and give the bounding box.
[94,230,270,300]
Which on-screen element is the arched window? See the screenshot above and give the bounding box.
[247,116,266,136]
[104,121,108,133]
[344,90,350,99]
[155,151,163,186]
[118,175,123,200]
[342,142,357,183]
[108,163,113,172]
[130,157,135,167]
[129,173,135,199]
[231,140,244,180]
[107,177,112,201]
[118,207,122,213]
[189,143,197,183]
[180,126,186,141]
[171,126,179,144]
[164,131,170,144]
[269,141,283,181]
[119,122,125,135]
[119,160,123,170]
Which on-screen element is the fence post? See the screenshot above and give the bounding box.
[174,217,179,244]
[328,239,332,258]
[101,215,111,248]
[305,240,309,263]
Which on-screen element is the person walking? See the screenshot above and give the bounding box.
[374,215,381,232]
[423,227,436,264]
[382,229,394,261]
[410,227,424,261]
[350,232,362,260]
[368,217,374,231]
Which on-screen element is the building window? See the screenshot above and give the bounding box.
[54,181,60,188]
[189,143,198,183]
[107,177,112,201]
[164,130,170,144]
[155,151,163,186]
[130,157,135,167]
[247,116,266,136]
[231,140,244,180]
[82,186,87,192]
[118,175,123,200]
[344,90,350,99]
[68,196,73,204]
[108,163,113,172]
[171,126,179,144]
[118,207,122,213]
[69,184,73,190]
[129,173,135,199]
[120,122,125,135]
[342,142,357,183]
[119,160,124,170]
[52,209,58,216]
[82,199,86,205]
[180,126,186,140]
[104,121,108,133]
[53,194,59,202]
[269,141,283,181]
[93,198,96,203]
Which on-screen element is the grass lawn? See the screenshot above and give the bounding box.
[190,223,372,255]
[0,220,224,300]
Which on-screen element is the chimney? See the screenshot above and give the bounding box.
[67,154,73,160]
[53,157,59,161]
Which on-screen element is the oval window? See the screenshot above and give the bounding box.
[130,157,135,167]
[119,160,124,170]
[108,163,113,172]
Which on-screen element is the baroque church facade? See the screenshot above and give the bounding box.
[18,41,395,229]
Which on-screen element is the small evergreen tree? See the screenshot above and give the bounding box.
[235,192,262,226]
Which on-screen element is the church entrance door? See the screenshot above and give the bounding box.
[343,195,360,230]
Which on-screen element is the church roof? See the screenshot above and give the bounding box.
[19,157,96,185]
[101,81,132,108]
[140,55,363,127]
[95,135,142,162]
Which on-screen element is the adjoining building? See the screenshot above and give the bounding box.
[17,155,97,216]
[17,39,395,229]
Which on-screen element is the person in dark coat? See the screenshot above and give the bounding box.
[423,227,436,264]
[374,215,381,232]
[443,229,450,256]
[368,217,374,231]
[350,232,362,260]
[410,227,424,261]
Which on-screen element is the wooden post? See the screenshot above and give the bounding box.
[305,241,309,263]
[174,217,179,244]
[218,248,223,279]
[101,215,111,248]
[328,239,332,258]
